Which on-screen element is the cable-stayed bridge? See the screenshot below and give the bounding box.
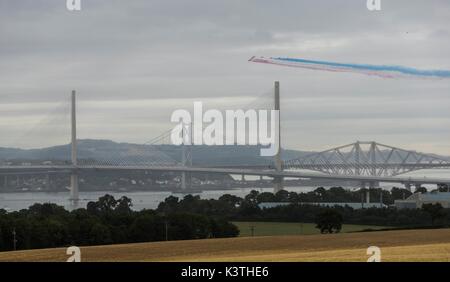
[1,82,450,203]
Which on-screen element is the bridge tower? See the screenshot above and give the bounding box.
[70,90,79,202]
[273,81,284,193]
[181,124,192,190]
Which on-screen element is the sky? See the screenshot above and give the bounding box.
[0,0,449,155]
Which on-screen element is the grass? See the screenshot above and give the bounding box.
[232,221,388,236]
[1,228,450,262]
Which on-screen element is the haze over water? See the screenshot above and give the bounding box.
[1,169,448,212]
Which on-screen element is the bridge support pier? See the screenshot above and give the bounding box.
[181,172,186,190]
[380,189,383,205]
[415,183,422,191]
[70,172,79,201]
[365,181,379,204]
[404,183,412,192]
[360,182,369,204]
[366,189,370,204]
[46,174,50,190]
[273,176,283,194]
[445,184,450,192]
[181,172,191,190]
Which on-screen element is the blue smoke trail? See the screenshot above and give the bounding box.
[249,56,450,79]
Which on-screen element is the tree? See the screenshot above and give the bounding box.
[157,195,180,214]
[414,187,427,194]
[275,190,290,202]
[28,203,68,218]
[391,187,412,200]
[438,184,450,192]
[327,187,348,202]
[210,219,239,238]
[97,194,118,212]
[256,192,276,203]
[237,201,261,218]
[89,223,112,245]
[245,190,260,204]
[422,203,445,225]
[167,213,211,240]
[287,191,300,203]
[0,227,3,250]
[115,196,133,213]
[314,187,327,201]
[218,194,242,208]
[129,214,164,242]
[315,209,343,234]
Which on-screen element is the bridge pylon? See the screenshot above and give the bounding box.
[273,81,284,193]
[70,90,79,203]
[181,123,192,190]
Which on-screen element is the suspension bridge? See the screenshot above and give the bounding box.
[1,82,450,203]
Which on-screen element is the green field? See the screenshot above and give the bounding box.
[233,221,387,237]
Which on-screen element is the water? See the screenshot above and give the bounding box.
[0,187,318,212]
[1,170,449,212]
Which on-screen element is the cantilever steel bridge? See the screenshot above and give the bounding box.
[284,141,450,177]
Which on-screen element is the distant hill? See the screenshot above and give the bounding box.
[0,139,311,166]
[2,140,447,166]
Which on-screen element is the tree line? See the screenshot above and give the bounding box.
[157,187,450,228]
[0,194,238,251]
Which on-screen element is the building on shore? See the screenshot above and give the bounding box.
[395,192,450,209]
[258,202,386,210]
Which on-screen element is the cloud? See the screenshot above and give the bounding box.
[0,0,449,154]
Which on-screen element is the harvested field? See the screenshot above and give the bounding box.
[1,228,450,262]
[233,222,387,236]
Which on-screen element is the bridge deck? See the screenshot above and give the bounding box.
[1,165,449,185]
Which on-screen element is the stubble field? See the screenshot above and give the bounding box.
[1,228,450,262]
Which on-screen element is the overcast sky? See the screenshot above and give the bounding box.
[0,0,449,154]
